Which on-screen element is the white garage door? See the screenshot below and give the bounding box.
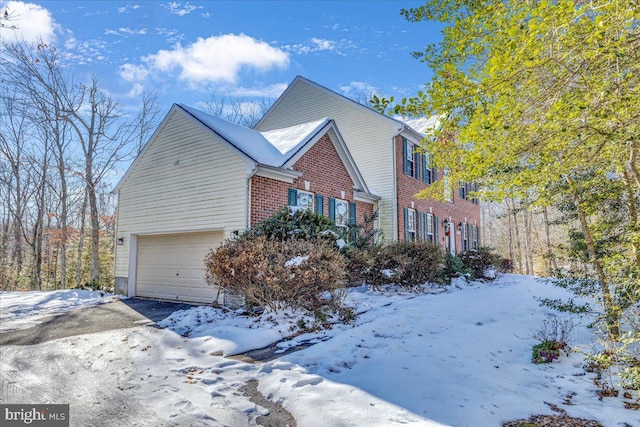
[136,231,223,303]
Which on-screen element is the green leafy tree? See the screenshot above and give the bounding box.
[373,0,640,337]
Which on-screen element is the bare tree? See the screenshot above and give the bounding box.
[3,41,138,285]
[133,90,162,154]
[203,95,273,128]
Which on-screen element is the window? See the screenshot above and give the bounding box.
[403,138,415,177]
[288,189,314,212]
[461,222,469,252]
[404,208,416,241]
[403,138,437,185]
[334,199,349,227]
[443,169,453,202]
[459,182,479,204]
[425,213,434,243]
[472,225,479,250]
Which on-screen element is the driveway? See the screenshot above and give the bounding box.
[0,298,193,346]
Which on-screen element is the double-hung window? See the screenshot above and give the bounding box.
[471,225,479,250]
[425,213,434,243]
[403,138,415,177]
[288,188,314,212]
[461,222,469,252]
[404,208,416,241]
[334,199,349,227]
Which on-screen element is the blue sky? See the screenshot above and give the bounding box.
[1,1,442,115]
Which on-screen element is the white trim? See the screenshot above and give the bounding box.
[353,189,380,204]
[127,234,138,297]
[295,189,315,212]
[253,165,302,183]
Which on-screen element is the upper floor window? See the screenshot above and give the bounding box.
[459,182,479,204]
[403,138,437,184]
[404,138,415,177]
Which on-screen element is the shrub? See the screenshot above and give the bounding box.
[249,207,343,243]
[531,315,573,364]
[532,340,564,364]
[459,247,501,280]
[364,241,444,289]
[439,252,471,283]
[205,235,347,316]
[343,247,375,287]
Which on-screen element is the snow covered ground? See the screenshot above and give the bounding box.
[1,274,638,426]
[0,289,118,332]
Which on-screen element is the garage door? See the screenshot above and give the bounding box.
[136,231,223,303]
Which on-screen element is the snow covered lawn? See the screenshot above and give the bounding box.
[1,275,637,426]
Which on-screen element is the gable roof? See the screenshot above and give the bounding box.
[114,103,378,199]
[256,75,434,141]
[179,103,329,168]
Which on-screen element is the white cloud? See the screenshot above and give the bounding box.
[119,63,149,82]
[165,1,201,16]
[105,27,147,36]
[282,37,357,56]
[338,81,380,103]
[140,33,289,84]
[1,1,59,43]
[228,82,288,98]
[117,4,141,13]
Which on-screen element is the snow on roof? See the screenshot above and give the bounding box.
[395,115,443,136]
[261,119,327,155]
[179,104,328,167]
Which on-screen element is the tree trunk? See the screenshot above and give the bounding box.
[522,207,534,275]
[542,206,558,275]
[75,191,87,288]
[570,184,619,338]
[623,169,640,272]
[510,200,524,274]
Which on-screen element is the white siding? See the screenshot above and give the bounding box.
[256,79,399,240]
[114,110,248,277]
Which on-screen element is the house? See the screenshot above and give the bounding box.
[254,76,481,254]
[113,104,378,302]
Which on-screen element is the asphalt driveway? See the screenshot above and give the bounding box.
[0,298,194,346]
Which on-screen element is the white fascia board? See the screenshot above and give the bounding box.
[353,189,381,204]
[253,165,302,183]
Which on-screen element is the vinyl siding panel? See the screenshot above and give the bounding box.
[114,110,248,277]
[256,80,398,239]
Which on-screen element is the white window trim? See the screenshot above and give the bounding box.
[407,208,416,233]
[426,213,434,240]
[296,189,314,212]
[334,198,349,227]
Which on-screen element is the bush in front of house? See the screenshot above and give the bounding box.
[250,207,344,243]
[363,240,444,289]
[204,234,348,317]
[459,247,501,280]
[439,252,471,283]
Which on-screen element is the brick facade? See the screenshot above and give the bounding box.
[394,135,480,252]
[250,133,374,227]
